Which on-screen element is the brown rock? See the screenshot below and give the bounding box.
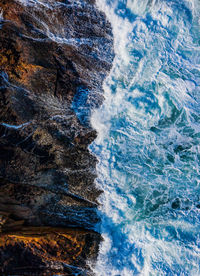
[0,0,113,273]
[0,227,101,275]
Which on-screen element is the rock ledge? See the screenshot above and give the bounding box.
[0,0,114,274]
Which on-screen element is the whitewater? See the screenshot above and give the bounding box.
[90,0,200,275]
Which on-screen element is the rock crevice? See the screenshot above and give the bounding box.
[0,0,114,274]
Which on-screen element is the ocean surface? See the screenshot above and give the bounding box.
[90,0,200,275]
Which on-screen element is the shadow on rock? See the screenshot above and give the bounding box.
[0,0,114,273]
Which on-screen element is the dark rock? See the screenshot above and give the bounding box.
[0,226,101,275]
[0,0,113,273]
[171,198,181,209]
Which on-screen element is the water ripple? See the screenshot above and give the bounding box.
[90,0,200,275]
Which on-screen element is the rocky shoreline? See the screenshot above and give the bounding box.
[0,0,114,274]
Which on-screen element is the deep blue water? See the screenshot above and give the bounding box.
[89,0,200,275]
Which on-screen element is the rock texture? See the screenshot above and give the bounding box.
[0,227,101,275]
[0,0,113,274]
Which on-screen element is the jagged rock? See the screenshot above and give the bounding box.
[0,0,113,273]
[0,227,101,275]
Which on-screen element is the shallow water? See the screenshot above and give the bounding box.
[90,0,200,275]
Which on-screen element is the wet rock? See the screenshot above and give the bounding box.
[171,198,181,209]
[0,0,113,273]
[0,227,101,275]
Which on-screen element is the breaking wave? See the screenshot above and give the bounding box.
[90,0,200,275]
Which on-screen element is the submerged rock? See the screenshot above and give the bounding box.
[0,0,113,273]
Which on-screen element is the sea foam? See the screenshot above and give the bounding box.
[90,0,200,275]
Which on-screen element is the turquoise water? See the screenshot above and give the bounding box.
[90,0,200,275]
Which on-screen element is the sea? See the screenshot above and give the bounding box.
[90,0,200,275]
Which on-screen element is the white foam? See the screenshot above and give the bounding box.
[92,0,200,275]
[1,122,30,129]
[0,8,3,20]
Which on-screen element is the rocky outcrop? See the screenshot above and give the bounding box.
[0,227,101,275]
[0,0,113,274]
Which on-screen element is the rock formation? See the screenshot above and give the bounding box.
[0,0,114,274]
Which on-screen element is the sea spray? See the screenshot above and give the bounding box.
[90,0,200,275]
